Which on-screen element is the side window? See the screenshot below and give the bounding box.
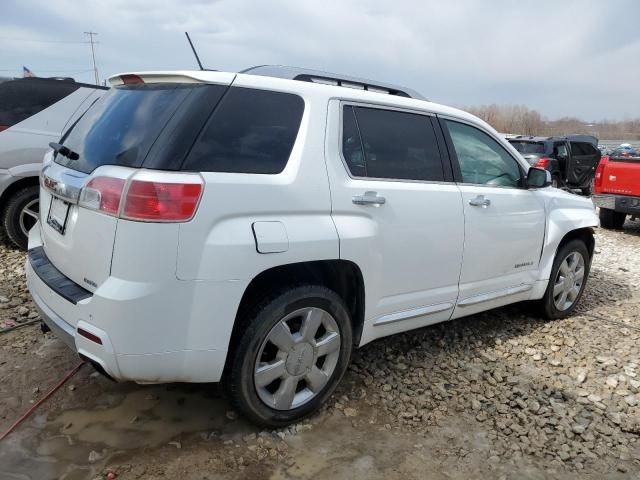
[554,142,569,158]
[183,87,304,174]
[342,106,366,177]
[342,106,444,181]
[570,142,587,156]
[445,120,521,188]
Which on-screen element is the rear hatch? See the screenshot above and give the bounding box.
[39,73,233,291]
[602,155,640,197]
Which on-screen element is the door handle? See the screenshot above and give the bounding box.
[469,195,491,208]
[352,191,386,206]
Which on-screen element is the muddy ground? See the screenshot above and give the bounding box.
[1,221,640,479]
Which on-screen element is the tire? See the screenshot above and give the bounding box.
[581,181,593,196]
[551,176,561,189]
[538,239,590,320]
[599,208,626,230]
[2,186,40,250]
[225,285,353,428]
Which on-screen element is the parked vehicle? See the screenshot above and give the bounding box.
[0,77,106,249]
[26,67,598,427]
[507,135,601,195]
[610,145,639,158]
[593,151,640,229]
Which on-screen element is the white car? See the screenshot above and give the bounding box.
[26,67,598,427]
[0,77,106,249]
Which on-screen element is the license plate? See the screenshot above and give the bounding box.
[47,197,70,234]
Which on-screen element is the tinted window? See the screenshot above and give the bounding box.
[508,141,545,154]
[342,106,366,176]
[446,120,521,188]
[0,78,82,128]
[346,106,444,181]
[183,87,304,174]
[56,83,214,173]
[572,142,599,156]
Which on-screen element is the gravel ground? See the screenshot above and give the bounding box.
[1,220,640,479]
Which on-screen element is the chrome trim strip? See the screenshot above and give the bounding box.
[374,302,454,326]
[458,284,533,307]
[41,163,88,204]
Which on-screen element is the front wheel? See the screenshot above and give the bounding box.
[599,208,626,230]
[225,285,353,427]
[538,239,590,319]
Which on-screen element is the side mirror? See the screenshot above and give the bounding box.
[527,167,552,188]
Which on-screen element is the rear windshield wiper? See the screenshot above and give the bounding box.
[49,142,79,161]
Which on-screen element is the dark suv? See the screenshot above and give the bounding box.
[507,135,601,195]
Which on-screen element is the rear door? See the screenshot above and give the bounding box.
[440,118,546,318]
[567,141,601,186]
[326,101,464,342]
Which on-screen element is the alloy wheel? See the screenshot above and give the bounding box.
[552,251,585,311]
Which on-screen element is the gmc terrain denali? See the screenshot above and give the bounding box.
[27,66,598,426]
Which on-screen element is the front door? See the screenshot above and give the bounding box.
[440,118,546,318]
[325,101,465,344]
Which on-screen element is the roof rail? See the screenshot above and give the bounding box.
[240,65,426,100]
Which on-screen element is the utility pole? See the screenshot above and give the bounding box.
[84,31,99,85]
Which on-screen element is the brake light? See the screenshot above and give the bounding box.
[594,156,607,189]
[79,173,203,222]
[534,157,551,169]
[123,180,202,221]
[80,177,125,215]
[120,74,144,85]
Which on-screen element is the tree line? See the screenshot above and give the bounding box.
[463,104,640,140]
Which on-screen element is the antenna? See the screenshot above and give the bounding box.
[84,31,99,85]
[184,32,204,71]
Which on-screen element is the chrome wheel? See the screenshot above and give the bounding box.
[552,251,585,311]
[254,307,341,411]
[19,199,39,238]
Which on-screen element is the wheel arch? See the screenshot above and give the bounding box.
[227,260,366,360]
[0,175,40,214]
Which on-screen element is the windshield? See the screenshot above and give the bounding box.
[55,83,209,174]
[508,141,545,154]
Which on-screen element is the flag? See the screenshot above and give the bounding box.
[23,66,35,78]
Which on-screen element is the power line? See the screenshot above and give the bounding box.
[0,36,92,44]
[84,31,99,85]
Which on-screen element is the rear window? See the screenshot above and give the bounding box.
[0,78,82,128]
[56,83,219,174]
[182,87,305,174]
[508,141,545,154]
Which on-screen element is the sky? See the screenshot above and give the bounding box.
[1,0,639,121]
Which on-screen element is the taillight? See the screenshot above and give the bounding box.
[534,157,551,169]
[79,172,203,222]
[594,156,607,189]
[123,180,202,222]
[80,177,126,216]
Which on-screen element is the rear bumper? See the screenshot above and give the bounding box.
[593,194,640,215]
[26,222,245,384]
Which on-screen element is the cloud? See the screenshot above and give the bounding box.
[1,0,639,120]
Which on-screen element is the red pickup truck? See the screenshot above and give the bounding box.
[593,152,640,229]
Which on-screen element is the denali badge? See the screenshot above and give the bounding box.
[514,261,534,269]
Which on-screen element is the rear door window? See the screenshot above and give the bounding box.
[0,78,82,129]
[183,87,305,174]
[343,106,445,181]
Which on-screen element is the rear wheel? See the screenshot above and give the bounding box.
[225,285,352,427]
[599,208,626,230]
[2,186,39,250]
[538,239,590,319]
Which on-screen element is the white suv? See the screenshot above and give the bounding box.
[27,67,598,426]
